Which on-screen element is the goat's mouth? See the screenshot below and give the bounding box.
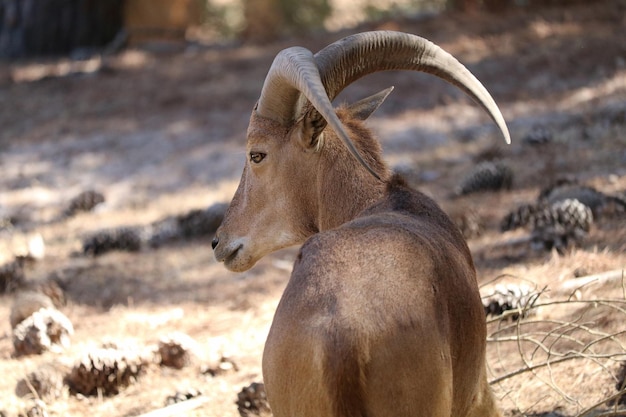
[214,242,241,263]
[223,244,242,265]
[214,241,256,272]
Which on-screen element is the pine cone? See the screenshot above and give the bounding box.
[500,203,539,231]
[482,283,535,320]
[66,347,149,396]
[522,125,553,145]
[158,332,198,369]
[454,161,514,196]
[540,183,612,216]
[147,217,180,248]
[13,307,74,356]
[65,190,105,217]
[177,203,227,239]
[531,198,593,252]
[82,227,142,256]
[237,382,271,417]
[538,177,626,218]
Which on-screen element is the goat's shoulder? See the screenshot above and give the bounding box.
[354,174,468,249]
[369,174,454,220]
[297,174,469,265]
[279,176,475,357]
[289,175,471,293]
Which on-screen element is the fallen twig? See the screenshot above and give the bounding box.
[560,270,625,292]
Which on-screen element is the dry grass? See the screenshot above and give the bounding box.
[1,1,626,416]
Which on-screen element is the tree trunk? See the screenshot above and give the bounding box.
[0,0,123,59]
[447,0,480,12]
[448,0,509,12]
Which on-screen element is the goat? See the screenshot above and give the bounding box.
[212,31,510,417]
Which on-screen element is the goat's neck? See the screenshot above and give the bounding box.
[315,151,388,231]
[311,110,390,231]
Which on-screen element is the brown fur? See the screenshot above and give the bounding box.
[262,176,500,417]
[214,100,502,417]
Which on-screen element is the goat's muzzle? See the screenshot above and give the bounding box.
[212,233,251,272]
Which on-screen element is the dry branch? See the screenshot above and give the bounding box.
[488,291,626,416]
[559,269,625,292]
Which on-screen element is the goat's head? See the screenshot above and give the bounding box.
[212,31,510,272]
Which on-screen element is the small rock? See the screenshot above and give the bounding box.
[19,399,48,417]
[15,363,66,400]
[65,190,105,217]
[522,125,553,145]
[165,388,202,405]
[201,356,239,377]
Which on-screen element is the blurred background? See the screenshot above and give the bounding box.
[0,0,582,59]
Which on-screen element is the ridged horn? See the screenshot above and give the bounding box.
[256,46,381,180]
[314,31,510,144]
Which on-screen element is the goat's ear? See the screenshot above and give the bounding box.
[294,86,394,150]
[295,107,327,151]
[347,86,394,120]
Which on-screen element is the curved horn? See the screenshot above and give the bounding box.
[315,31,510,144]
[256,47,382,180]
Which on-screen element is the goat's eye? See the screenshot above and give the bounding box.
[250,152,266,164]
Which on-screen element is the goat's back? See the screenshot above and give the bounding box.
[263,176,498,417]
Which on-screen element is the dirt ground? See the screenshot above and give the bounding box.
[1,1,625,416]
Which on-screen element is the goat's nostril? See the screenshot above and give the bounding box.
[211,236,219,250]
